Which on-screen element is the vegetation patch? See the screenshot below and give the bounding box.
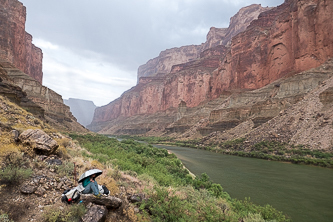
[123,135,333,168]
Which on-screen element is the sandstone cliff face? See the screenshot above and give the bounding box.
[0,0,43,84]
[137,4,270,81]
[209,0,333,97]
[90,46,226,131]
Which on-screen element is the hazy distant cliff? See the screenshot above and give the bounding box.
[64,98,97,127]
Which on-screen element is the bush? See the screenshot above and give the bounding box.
[0,211,14,222]
[0,165,33,185]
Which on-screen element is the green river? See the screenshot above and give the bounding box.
[154,144,333,222]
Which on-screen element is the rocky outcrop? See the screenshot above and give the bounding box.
[81,204,108,222]
[64,98,97,127]
[137,45,201,80]
[137,4,271,81]
[241,60,333,150]
[95,59,333,143]
[19,129,59,154]
[0,0,43,84]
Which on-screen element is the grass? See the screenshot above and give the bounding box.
[42,204,86,222]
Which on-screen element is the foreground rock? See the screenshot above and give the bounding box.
[19,129,59,154]
[20,182,37,194]
[81,204,108,222]
[81,194,122,209]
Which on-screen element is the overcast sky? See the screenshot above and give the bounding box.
[20,0,283,107]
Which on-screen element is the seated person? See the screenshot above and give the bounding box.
[82,173,101,197]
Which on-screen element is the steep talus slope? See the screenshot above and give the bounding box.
[90,0,333,143]
[0,0,43,84]
[243,60,333,150]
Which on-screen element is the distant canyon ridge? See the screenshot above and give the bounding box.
[88,0,333,150]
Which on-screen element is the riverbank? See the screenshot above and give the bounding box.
[155,144,333,222]
[117,135,333,168]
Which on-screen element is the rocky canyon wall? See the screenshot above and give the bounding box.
[90,0,333,136]
[0,0,43,84]
[209,0,333,98]
[91,4,270,128]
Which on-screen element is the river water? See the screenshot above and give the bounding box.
[154,144,333,222]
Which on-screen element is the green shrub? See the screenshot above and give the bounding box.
[0,212,14,222]
[0,165,32,185]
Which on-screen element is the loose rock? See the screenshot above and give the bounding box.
[81,204,108,222]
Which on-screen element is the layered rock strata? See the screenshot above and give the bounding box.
[0,60,87,132]
[0,0,43,84]
[95,59,333,147]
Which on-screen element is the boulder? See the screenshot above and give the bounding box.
[81,194,122,209]
[20,182,37,194]
[18,129,58,155]
[128,194,144,203]
[81,204,108,222]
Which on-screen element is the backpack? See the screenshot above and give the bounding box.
[61,184,110,204]
[61,188,81,204]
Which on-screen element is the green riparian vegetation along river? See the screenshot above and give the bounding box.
[70,134,290,221]
[153,144,333,222]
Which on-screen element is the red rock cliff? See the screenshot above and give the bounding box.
[0,0,43,84]
[209,0,333,98]
[90,0,333,132]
